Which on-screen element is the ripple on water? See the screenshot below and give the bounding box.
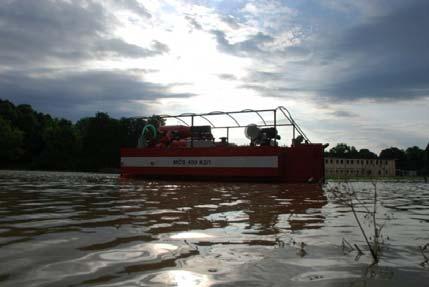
[31,242,194,285]
[291,270,361,282]
[1,171,429,287]
[95,270,211,287]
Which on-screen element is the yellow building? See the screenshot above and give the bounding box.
[325,157,396,177]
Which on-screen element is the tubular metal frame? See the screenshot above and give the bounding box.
[134,106,310,143]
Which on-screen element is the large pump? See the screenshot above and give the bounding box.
[244,124,280,146]
[138,125,215,148]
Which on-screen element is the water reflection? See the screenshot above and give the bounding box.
[116,180,327,238]
[0,171,428,287]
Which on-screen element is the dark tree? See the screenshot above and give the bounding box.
[0,117,23,163]
[0,100,18,123]
[76,112,122,170]
[35,119,80,170]
[405,146,425,173]
[118,117,148,148]
[327,143,359,158]
[379,147,406,170]
[1,98,426,174]
[358,148,377,159]
[425,142,429,180]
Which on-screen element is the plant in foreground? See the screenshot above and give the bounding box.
[419,243,429,267]
[328,182,384,265]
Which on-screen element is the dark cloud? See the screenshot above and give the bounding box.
[94,39,169,58]
[211,29,311,64]
[0,0,167,68]
[209,1,428,103]
[221,15,240,29]
[0,0,174,119]
[241,71,309,98]
[217,73,237,80]
[314,0,429,101]
[330,110,358,118]
[245,71,288,82]
[112,0,151,18]
[239,84,300,98]
[185,15,203,30]
[212,30,274,56]
[0,69,193,120]
[151,41,170,54]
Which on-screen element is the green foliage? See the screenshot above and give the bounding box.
[0,117,23,162]
[118,117,148,148]
[357,148,377,159]
[379,146,427,174]
[327,143,377,159]
[405,146,425,172]
[76,112,122,170]
[380,147,406,169]
[425,144,429,175]
[0,98,427,174]
[327,143,360,158]
[35,119,80,170]
[0,99,163,171]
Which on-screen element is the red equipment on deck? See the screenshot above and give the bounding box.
[120,107,326,183]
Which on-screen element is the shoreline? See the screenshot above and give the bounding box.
[0,167,120,175]
[1,169,426,182]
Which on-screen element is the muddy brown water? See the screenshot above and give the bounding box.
[0,170,428,286]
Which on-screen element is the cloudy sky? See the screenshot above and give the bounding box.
[1,0,428,151]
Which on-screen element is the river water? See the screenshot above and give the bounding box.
[0,170,428,286]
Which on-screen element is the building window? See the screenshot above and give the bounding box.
[346,160,349,164]
[351,160,354,164]
[341,160,343,164]
[336,159,339,164]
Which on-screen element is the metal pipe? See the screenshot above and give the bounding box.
[131,107,309,144]
[210,124,292,130]
[199,115,215,127]
[191,116,194,148]
[173,117,189,126]
[225,113,241,127]
[274,109,277,145]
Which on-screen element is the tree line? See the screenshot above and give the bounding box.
[0,99,161,171]
[1,99,428,174]
[325,143,429,175]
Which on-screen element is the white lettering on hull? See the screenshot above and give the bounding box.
[121,156,278,168]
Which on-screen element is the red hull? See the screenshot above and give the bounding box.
[120,144,324,183]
